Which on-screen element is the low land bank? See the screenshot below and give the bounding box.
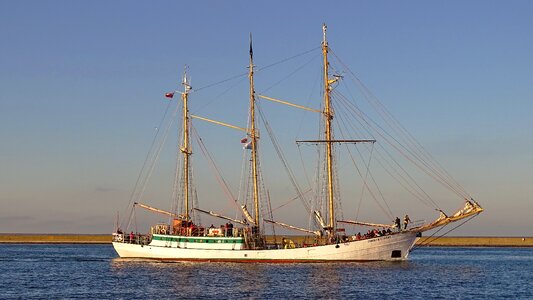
[415,236,532,247]
[0,234,531,247]
[0,234,110,244]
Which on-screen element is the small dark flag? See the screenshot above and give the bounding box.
[249,33,253,59]
[165,92,174,98]
[240,137,248,143]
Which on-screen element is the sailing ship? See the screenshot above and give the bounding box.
[112,25,483,262]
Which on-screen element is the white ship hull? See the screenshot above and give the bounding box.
[113,232,419,262]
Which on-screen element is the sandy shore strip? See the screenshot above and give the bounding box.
[1,234,531,247]
[416,236,532,247]
[0,234,111,244]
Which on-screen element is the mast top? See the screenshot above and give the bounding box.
[182,66,191,92]
[322,23,327,45]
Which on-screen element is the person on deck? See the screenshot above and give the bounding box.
[228,223,233,236]
[395,217,401,232]
[403,215,411,230]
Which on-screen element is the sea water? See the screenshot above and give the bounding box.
[0,245,531,299]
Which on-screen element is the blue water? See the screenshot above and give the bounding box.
[0,245,531,299]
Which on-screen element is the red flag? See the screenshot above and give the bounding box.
[240,138,248,143]
[165,92,174,98]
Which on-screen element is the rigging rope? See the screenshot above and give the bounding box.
[266,190,277,241]
[170,129,184,216]
[133,102,181,208]
[124,99,176,230]
[334,96,395,219]
[334,91,435,209]
[237,141,249,209]
[259,54,319,94]
[257,102,314,217]
[330,49,470,200]
[412,214,479,251]
[192,76,248,114]
[193,46,321,93]
[356,144,375,220]
[332,89,442,209]
[270,189,312,212]
[258,46,321,72]
[193,72,248,93]
[191,125,244,217]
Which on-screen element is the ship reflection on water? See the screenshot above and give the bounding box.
[109,258,416,298]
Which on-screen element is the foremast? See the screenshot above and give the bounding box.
[322,24,336,236]
[180,69,192,222]
[248,34,262,243]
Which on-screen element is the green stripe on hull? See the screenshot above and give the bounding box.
[152,234,244,244]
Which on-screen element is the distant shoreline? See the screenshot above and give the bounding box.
[416,236,532,247]
[0,234,531,247]
[0,234,110,244]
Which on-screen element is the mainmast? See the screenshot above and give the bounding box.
[322,24,336,235]
[248,34,261,233]
[181,69,192,222]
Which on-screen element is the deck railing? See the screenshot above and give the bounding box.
[112,233,151,245]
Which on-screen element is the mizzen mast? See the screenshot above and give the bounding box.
[322,23,336,236]
[181,69,192,222]
[248,34,261,235]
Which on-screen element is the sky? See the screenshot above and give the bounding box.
[0,1,532,236]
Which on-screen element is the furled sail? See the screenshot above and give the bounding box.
[134,202,185,219]
[412,200,484,232]
[314,211,327,229]
[193,208,248,225]
[241,205,255,225]
[264,219,322,236]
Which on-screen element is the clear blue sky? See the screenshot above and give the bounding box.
[1,1,531,235]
